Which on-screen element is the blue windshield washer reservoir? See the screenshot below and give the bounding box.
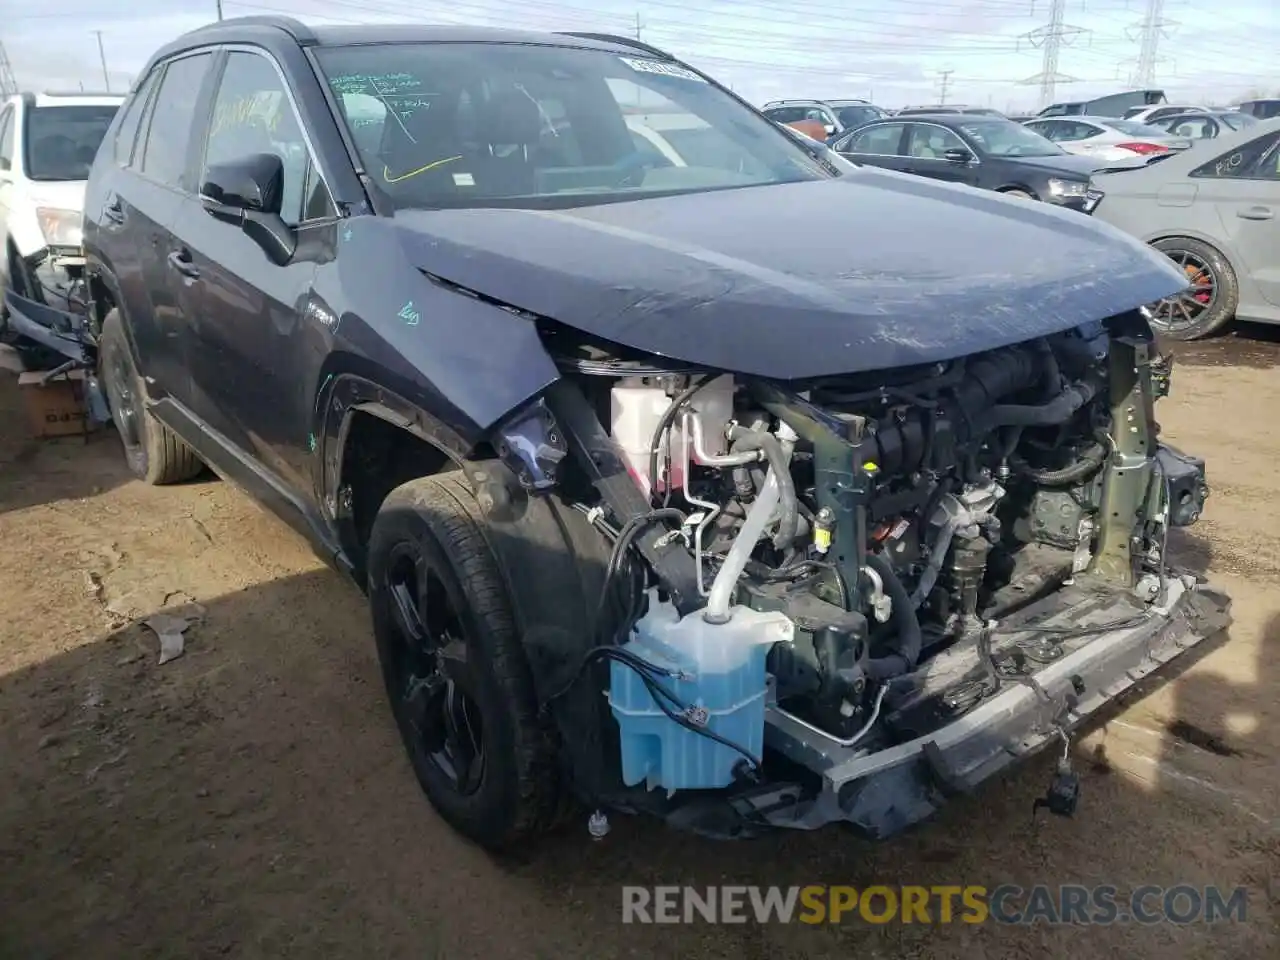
[609,599,793,792]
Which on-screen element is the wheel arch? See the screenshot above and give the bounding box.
[996,183,1039,198]
[331,377,610,714]
[1142,230,1247,296]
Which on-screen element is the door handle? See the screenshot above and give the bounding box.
[167,249,200,279]
[1238,206,1274,221]
[103,197,125,225]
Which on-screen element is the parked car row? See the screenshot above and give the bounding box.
[767,91,1278,343]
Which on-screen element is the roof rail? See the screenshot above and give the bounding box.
[40,89,121,98]
[189,14,317,44]
[557,32,675,60]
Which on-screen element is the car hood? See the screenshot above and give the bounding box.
[391,171,1186,379]
[1007,153,1101,177]
[23,180,87,215]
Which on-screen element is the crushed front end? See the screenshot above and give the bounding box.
[508,310,1229,839]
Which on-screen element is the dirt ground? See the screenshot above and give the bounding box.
[0,333,1277,960]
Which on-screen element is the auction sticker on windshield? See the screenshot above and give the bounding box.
[618,57,707,82]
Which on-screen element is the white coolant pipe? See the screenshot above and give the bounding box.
[703,467,782,624]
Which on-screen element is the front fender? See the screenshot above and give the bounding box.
[311,217,562,440]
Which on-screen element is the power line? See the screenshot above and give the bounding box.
[1018,0,1091,108]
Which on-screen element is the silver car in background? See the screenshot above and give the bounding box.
[1024,115,1192,161]
[1089,118,1280,339]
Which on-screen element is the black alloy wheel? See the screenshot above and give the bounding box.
[366,473,565,849]
[382,540,486,797]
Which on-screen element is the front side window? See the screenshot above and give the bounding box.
[140,52,214,188]
[1168,117,1216,140]
[906,124,965,159]
[23,103,120,181]
[315,42,833,210]
[845,122,905,155]
[957,119,1063,157]
[203,51,334,225]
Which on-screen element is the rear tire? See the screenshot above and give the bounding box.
[1146,236,1238,340]
[98,309,204,484]
[367,472,565,850]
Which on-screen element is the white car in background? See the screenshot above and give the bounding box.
[1023,115,1192,161]
[0,91,123,361]
[1123,103,1213,124]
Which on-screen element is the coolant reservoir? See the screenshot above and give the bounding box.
[608,597,792,793]
[610,376,735,497]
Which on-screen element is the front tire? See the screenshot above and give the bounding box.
[1146,236,1238,340]
[367,472,564,849]
[99,308,204,484]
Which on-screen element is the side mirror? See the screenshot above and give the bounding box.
[943,147,974,164]
[200,152,296,266]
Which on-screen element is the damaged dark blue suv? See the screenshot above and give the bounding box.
[15,16,1227,850]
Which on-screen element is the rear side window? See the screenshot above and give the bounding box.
[1192,132,1280,180]
[140,52,214,189]
[845,123,905,155]
[0,107,13,171]
[114,70,160,166]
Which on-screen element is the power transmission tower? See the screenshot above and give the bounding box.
[1018,0,1090,108]
[93,30,110,91]
[0,42,17,96]
[1126,0,1177,86]
[937,69,955,105]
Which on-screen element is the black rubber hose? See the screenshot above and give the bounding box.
[984,377,1101,429]
[1011,441,1106,486]
[728,426,798,550]
[863,553,924,680]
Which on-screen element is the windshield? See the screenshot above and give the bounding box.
[1105,119,1168,137]
[956,119,1064,157]
[23,104,119,181]
[315,43,833,210]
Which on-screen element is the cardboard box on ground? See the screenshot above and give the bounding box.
[17,368,94,439]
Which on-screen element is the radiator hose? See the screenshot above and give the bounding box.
[864,552,924,680]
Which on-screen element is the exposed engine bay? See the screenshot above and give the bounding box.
[493,311,1225,838]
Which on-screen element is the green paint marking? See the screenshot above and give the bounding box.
[398,301,421,326]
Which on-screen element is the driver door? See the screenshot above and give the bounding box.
[175,49,337,493]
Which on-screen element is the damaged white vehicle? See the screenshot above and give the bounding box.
[0,91,121,366]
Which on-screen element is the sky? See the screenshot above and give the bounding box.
[0,0,1276,112]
